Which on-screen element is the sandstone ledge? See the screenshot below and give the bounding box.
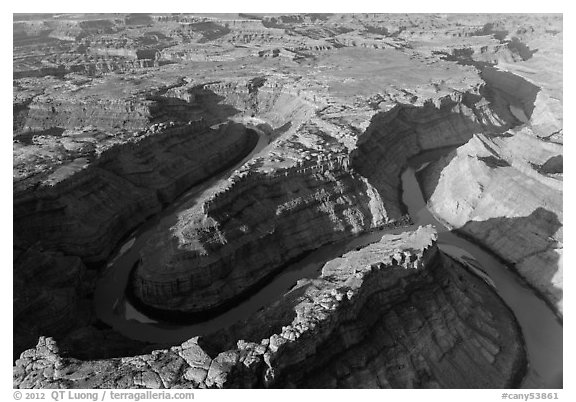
[130,81,519,317]
[14,226,525,389]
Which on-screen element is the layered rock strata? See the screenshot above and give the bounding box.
[419,131,563,314]
[13,122,258,357]
[130,80,518,317]
[418,46,563,315]
[13,58,160,80]
[23,95,155,132]
[12,13,560,388]
[351,89,516,218]
[13,248,89,360]
[14,227,525,389]
[13,246,155,361]
[14,122,257,263]
[130,122,390,316]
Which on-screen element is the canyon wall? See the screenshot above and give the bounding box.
[13,122,258,357]
[128,80,521,320]
[14,58,160,80]
[14,122,257,263]
[13,248,89,361]
[419,132,563,314]
[130,141,388,316]
[14,227,525,389]
[13,14,560,389]
[418,65,563,315]
[22,96,157,132]
[351,90,515,220]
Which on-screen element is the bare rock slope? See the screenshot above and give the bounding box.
[14,227,524,389]
[13,13,562,389]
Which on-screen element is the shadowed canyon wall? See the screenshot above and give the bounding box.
[14,227,525,389]
[13,13,561,389]
[128,79,524,320]
[13,120,258,356]
[418,68,563,315]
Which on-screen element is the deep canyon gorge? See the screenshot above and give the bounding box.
[13,13,562,389]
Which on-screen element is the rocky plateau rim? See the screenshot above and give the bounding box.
[13,16,562,390]
[126,60,541,316]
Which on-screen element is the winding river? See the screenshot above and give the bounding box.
[94,143,562,389]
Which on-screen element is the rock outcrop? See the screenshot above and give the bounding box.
[130,76,520,318]
[14,122,257,263]
[13,247,153,361]
[21,89,157,133]
[130,124,390,317]
[13,121,258,358]
[13,248,89,360]
[350,88,516,219]
[419,131,563,314]
[14,227,525,389]
[417,35,563,315]
[13,13,561,389]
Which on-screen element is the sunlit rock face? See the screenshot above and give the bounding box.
[13,227,525,389]
[419,42,563,315]
[13,13,561,389]
[420,132,563,314]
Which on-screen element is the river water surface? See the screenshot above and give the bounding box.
[94,145,562,389]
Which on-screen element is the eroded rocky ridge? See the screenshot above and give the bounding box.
[14,121,257,262]
[130,76,520,317]
[13,13,561,389]
[14,227,525,389]
[418,34,563,315]
[420,132,563,314]
[13,120,258,356]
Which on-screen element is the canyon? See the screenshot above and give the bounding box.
[13,13,562,389]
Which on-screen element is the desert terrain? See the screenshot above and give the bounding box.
[13,13,562,389]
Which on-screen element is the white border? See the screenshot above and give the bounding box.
[3,4,571,401]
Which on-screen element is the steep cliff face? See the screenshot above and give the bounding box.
[14,227,525,389]
[128,78,523,319]
[272,250,523,388]
[13,58,160,80]
[13,247,153,361]
[419,132,563,314]
[164,79,318,138]
[13,13,561,390]
[13,121,258,359]
[196,227,523,389]
[418,55,563,315]
[13,248,89,360]
[350,90,515,220]
[14,167,160,262]
[14,123,257,263]
[130,124,389,316]
[23,95,156,132]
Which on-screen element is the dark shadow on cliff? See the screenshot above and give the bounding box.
[457,207,563,308]
[12,246,159,362]
[13,127,65,145]
[148,85,242,125]
[473,22,509,41]
[125,164,387,324]
[536,155,563,175]
[197,283,311,358]
[350,90,517,219]
[434,49,541,119]
[13,87,254,362]
[188,21,231,43]
[508,37,538,60]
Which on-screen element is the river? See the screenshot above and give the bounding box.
[94,145,562,389]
